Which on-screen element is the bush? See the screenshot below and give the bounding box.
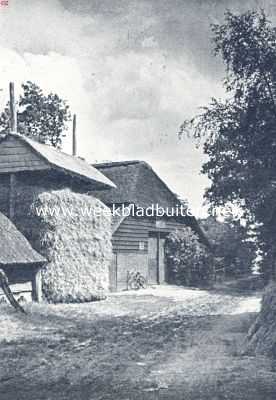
[165,227,213,287]
[200,216,256,277]
[245,283,276,358]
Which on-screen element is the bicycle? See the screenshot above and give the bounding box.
[127,271,147,290]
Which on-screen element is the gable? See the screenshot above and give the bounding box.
[0,134,116,189]
[93,161,180,209]
[0,136,49,173]
[135,163,179,209]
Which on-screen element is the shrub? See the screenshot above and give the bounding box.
[165,227,213,287]
[200,216,256,277]
[245,284,276,358]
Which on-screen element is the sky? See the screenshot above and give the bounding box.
[0,0,276,215]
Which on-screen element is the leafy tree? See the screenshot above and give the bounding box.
[165,227,213,287]
[180,10,276,280]
[200,216,256,277]
[0,81,71,148]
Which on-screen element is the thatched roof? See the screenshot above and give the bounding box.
[94,161,211,248]
[0,134,116,189]
[0,212,45,266]
[93,161,180,209]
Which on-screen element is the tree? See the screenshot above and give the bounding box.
[200,216,256,277]
[165,227,213,287]
[0,81,71,148]
[180,10,276,280]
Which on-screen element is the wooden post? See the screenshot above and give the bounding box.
[9,82,17,133]
[9,173,16,221]
[9,83,17,220]
[157,231,160,284]
[34,268,43,302]
[72,114,77,156]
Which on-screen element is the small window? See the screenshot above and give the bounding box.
[139,242,145,251]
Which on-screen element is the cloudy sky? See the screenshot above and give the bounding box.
[0,0,275,214]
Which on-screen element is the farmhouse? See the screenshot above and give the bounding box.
[93,160,208,291]
[0,211,45,302]
[0,133,116,302]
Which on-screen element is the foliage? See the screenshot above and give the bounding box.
[200,216,256,277]
[246,283,276,357]
[165,227,213,287]
[180,10,276,279]
[0,81,71,148]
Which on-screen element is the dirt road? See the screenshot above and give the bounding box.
[0,287,275,400]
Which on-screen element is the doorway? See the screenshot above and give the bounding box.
[148,232,167,284]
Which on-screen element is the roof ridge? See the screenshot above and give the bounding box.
[94,160,146,168]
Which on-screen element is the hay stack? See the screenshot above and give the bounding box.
[13,186,112,303]
[246,284,276,358]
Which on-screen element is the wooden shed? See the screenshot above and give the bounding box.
[0,132,115,227]
[0,133,116,302]
[93,161,209,291]
[0,211,45,302]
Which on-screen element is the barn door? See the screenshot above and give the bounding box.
[148,234,167,285]
[159,237,166,283]
[148,236,158,284]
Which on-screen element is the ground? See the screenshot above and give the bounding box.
[0,286,275,400]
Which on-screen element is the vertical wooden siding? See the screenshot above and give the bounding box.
[112,215,190,252]
[116,253,148,290]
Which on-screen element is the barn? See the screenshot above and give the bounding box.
[0,132,115,212]
[0,211,45,302]
[93,161,209,291]
[0,133,116,302]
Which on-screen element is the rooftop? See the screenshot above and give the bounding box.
[0,134,116,189]
[0,212,46,266]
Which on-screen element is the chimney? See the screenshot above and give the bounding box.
[9,82,17,134]
[72,114,77,156]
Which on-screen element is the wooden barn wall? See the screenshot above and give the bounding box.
[112,216,149,253]
[0,174,9,216]
[0,265,35,302]
[0,136,50,173]
[0,168,96,221]
[116,253,148,291]
[112,215,189,253]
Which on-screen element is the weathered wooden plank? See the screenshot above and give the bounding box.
[0,164,50,172]
[113,234,148,240]
[34,269,42,302]
[116,224,150,230]
[0,281,32,294]
[113,249,147,254]
[0,159,46,168]
[112,241,144,247]
[0,138,22,147]
[119,220,153,228]
[112,243,146,249]
[0,154,42,163]
[113,235,147,241]
[9,173,16,221]
[9,82,17,133]
[119,226,151,231]
[112,246,148,252]
[0,147,31,156]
